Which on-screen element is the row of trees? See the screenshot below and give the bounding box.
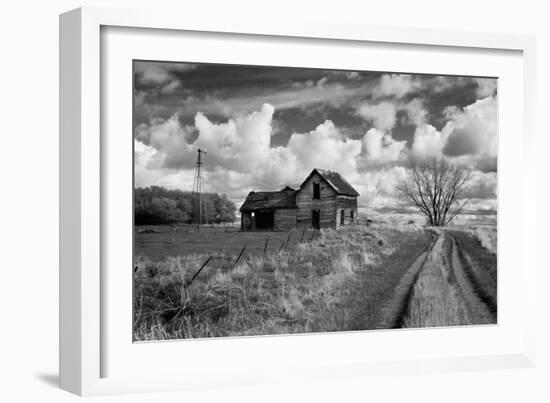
[135,186,236,225]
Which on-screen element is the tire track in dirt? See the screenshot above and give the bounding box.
[379,230,438,329]
[382,230,497,329]
[400,232,472,328]
[447,232,497,322]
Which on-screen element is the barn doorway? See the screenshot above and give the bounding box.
[255,210,274,230]
[312,209,320,229]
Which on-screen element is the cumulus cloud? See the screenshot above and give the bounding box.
[286,120,361,179]
[134,139,198,191]
[136,65,172,85]
[463,171,497,200]
[135,104,368,201]
[134,72,498,213]
[134,140,164,187]
[135,62,196,85]
[356,101,397,131]
[357,97,427,131]
[402,98,428,126]
[411,124,448,160]
[442,96,497,170]
[193,103,275,172]
[407,96,497,170]
[373,74,419,98]
[133,62,500,218]
[358,128,406,167]
[134,114,196,168]
[154,169,197,190]
[350,166,408,209]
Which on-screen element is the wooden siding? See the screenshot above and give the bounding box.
[295,171,337,229]
[336,195,358,228]
[274,209,297,231]
[241,209,297,231]
[241,211,253,231]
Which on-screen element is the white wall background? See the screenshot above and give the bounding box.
[0,1,547,401]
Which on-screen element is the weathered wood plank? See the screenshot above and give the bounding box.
[336,195,358,227]
[274,208,297,231]
[296,171,337,228]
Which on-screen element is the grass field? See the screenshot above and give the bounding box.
[135,225,310,259]
[133,220,497,340]
[133,222,428,340]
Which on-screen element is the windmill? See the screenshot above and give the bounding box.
[192,148,208,230]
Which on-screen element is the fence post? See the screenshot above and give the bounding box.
[263,237,269,254]
[233,245,247,268]
[284,232,292,248]
[185,255,213,287]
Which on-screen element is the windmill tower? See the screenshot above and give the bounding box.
[192,148,208,230]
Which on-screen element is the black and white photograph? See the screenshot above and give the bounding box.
[2,0,548,399]
[132,61,498,341]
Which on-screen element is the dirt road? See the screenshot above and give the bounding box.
[381,230,497,328]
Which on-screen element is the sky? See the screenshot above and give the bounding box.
[133,61,498,214]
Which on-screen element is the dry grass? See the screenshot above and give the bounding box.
[133,222,495,338]
[133,224,403,340]
[466,226,497,255]
[401,234,470,328]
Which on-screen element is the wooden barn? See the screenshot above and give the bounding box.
[240,168,359,231]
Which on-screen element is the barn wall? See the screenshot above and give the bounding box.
[241,211,253,231]
[336,195,358,228]
[274,209,297,231]
[295,172,337,228]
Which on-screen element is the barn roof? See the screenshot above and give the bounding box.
[240,190,297,212]
[300,168,360,197]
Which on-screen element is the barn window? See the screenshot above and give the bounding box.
[350,210,354,221]
[313,182,320,199]
[340,209,345,225]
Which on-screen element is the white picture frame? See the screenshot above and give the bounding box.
[59,6,537,396]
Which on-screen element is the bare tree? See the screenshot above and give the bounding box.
[397,158,471,226]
